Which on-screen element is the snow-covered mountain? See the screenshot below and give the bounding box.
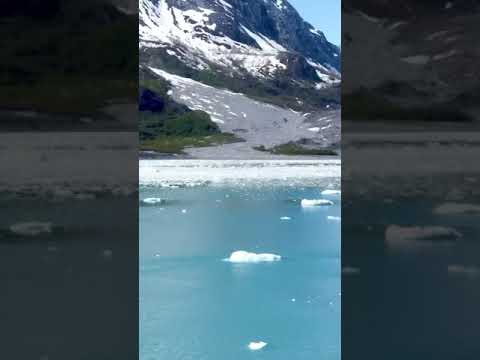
[343,0,480,122]
[139,0,341,158]
[140,0,340,87]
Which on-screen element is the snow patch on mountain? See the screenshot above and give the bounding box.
[149,66,340,152]
[140,0,339,82]
[140,0,290,78]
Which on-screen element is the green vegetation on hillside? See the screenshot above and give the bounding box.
[1,0,137,114]
[254,143,338,156]
[141,133,242,154]
[139,68,242,153]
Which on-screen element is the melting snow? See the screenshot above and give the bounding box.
[140,0,292,78]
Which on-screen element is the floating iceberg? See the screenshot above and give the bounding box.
[280,216,291,220]
[225,251,281,263]
[9,222,52,237]
[448,265,480,276]
[433,203,480,215]
[327,216,341,221]
[141,198,165,205]
[385,225,462,249]
[342,266,360,275]
[248,341,267,351]
[301,199,334,207]
[321,189,341,195]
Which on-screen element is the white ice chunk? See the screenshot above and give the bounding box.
[342,266,360,275]
[280,216,291,220]
[433,203,480,215]
[10,222,52,236]
[327,216,341,221]
[385,225,462,249]
[225,251,281,263]
[448,265,480,276]
[248,341,267,351]
[141,198,164,205]
[301,199,334,207]
[321,189,341,195]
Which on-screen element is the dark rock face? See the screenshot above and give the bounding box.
[141,0,341,108]
[139,88,165,112]
[109,0,139,13]
[2,0,61,18]
[343,0,480,121]
[160,0,340,70]
[280,53,319,81]
[344,0,480,18]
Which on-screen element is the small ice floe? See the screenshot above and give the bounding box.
[102,249,113,261]
[301,199,334,207]
[224,251,281,263]
[342,266,360,275]
[291,298,296,302]
[308,127,320,132]
[141,198,164,205]
[181,209,188,214]
[280,216,291,221]
[9,222,52,237]
[321,189,341,196]
[327,216,341,221]
[248,341,267,351]
[385,225,462,249]
[433,203,480,215]
[448,265,480,276]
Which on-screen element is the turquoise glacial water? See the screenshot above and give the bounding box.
[140,183,340,360]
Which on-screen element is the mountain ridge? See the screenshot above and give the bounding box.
[139,0,341,157]
[140,0,340,90]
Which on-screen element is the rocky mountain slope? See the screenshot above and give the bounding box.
[343,0,480,123]
[139,0,341,157]
[140,0,340,88]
